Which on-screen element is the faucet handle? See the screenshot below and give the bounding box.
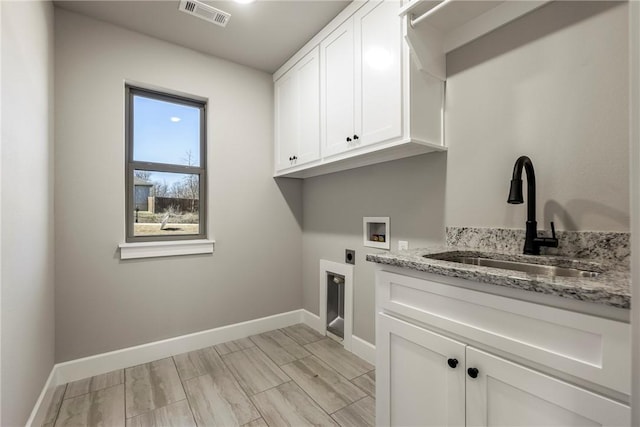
[533,221,559,250]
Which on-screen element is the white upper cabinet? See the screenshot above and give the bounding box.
[274,66,298,171]
[321,19,356,157]
[354,0,402,150]
[322,0,403,158]
[273,0,555,177]
[297,49,321,165]
[274,47,320,171]
[273,0,445,178]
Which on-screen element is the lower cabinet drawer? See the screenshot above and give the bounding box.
[376,270,630,395]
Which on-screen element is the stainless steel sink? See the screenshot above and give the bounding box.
[425,254,600,278]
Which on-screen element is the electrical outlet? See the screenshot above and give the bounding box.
[345,249,355,265]
[398,240,409,251]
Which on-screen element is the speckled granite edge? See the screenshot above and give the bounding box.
[446,227,630,264]
[366,246,630,309]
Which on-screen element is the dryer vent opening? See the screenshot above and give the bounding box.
[319,259,353,350]
[326,272,345,339]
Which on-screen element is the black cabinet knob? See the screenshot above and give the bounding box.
[353,134,359,140]
[346,137,352,142]
[467,367,479,378]
[447,358,458,368]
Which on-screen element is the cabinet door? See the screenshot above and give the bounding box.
[354,0,402,147]
[296,47,321,165]
[274,48,320,172]
[274,67,299,171]
[466,347,630,427]
[377,313,465,427]
[321,18,355,157]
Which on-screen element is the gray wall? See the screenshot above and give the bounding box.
[1,1,55,424]
[446,1,629,232]
[302,154,447,344]
[55,9,303,362]
[302,1,629,345]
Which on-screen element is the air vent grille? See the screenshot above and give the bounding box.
[178,0,231,28]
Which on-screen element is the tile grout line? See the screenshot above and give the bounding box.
[124,360,180,421]
[216,345,272,425]
[52,327,373,427]
[124,366,129,420]
[281,354,365,417]
[283,370,338,418]
[220,345,282,397]
[50,383,68,427]
[248,330,313,370]
[55,383,127,425]
[328,395,373,416]
[279,326,326,346]
[350,371,376,397]
[171,354,199,426]
[247,380,301,426]
[226,359,276,425]
[120,369,126,425]
[61,382,124,403]
[251,332,371,419]
[213,339,256,358]
[304,338,373,380]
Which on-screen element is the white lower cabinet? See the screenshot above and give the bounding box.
[376,271,631,427]
[466,347,630,427]
[377,313,465,426]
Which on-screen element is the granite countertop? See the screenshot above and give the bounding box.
[366,246,631,309]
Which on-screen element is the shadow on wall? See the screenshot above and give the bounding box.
[543,199,629,232]
[302,152,448,241]
[274,177,304,228]
[447,1,623,77]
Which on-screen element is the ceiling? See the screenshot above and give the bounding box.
[54,0,351,73]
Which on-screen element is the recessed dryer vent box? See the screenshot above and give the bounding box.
[363,217,390,250]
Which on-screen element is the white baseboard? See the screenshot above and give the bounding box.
[27,308,376,425]
[351,335,376,366]
[27,309,305,425]
[301,309,324,333]
[56,309,304,384]
[302,309,376,365]
[25,367,58,427]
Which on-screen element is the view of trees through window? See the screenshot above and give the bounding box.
[133,168,200,237]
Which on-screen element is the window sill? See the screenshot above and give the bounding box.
[119,239,215,259]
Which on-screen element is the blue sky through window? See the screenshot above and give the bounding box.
[133,95,201,169]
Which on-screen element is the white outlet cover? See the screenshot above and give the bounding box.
[398,240,409,250]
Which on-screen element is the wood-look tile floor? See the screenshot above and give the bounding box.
[44,324,375,427]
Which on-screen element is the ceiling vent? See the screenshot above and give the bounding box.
[178,0,231,27]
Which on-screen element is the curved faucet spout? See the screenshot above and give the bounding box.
[508,155,536,223]
[507,156,556,255]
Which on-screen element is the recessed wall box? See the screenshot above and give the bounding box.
[363,217,390,250]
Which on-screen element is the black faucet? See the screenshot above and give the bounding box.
[507,156,558,255]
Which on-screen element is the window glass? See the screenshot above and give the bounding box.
[126,86,206,242]
[132,95,201,167]
[132,170,200,237]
